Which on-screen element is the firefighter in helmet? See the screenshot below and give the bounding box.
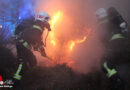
[96,7,128,90]
[13,11,51,87]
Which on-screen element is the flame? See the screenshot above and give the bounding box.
[49,11,63,46]
[69,36,87,51]
[76,36,87,43]
[50,11,62,29]
[48,11,88,51]
[47,11,90,52]
[69,42,75,51]
[44,10,90,67]
[51,40,56,46]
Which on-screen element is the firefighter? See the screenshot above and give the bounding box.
[96,7,128,38]
[13,11,51,88]
[96,7,128,90]
[107,7,128,37]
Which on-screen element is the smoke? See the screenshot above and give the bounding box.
[33,0,101,73]
[30,0,130,74]
[0,0,128,76]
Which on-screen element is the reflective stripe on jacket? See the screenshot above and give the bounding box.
[99,19,109,25]
[13,63,23,80]
[110,34,125,41]
[103,62,117,78]
[33,25,43,32]
[19,39,30,49]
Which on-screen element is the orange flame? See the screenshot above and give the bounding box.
[49,11,63,47]
[45,10,90,66]
[50,11,62,29]
[69,42,75,51]
[47,11,89,52]
[69,36,87,51]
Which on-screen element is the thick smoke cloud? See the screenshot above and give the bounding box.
[34,0,130,74]
[0,0,128,74]
[34,0,100,73]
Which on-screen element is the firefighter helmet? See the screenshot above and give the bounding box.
[36,11,50,22]
[96,8,108,19]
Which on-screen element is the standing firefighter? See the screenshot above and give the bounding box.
[96,7,128,90]
[13,11,51,87]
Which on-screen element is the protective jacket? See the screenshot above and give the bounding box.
[13,17,51,81]
[98,8,128,89]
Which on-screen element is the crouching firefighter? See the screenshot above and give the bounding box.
[13,11,51,87]
[96,7,128,90]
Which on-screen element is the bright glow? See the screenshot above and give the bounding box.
[51,40,56,46]
[50,11,62,29]
[0,25,2,28]
[49,11,63,47]
[45,10,90,67]
[48,11,88,51]
[76,37,87,43]
[69,42,75,51]
[69,36,87,51]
